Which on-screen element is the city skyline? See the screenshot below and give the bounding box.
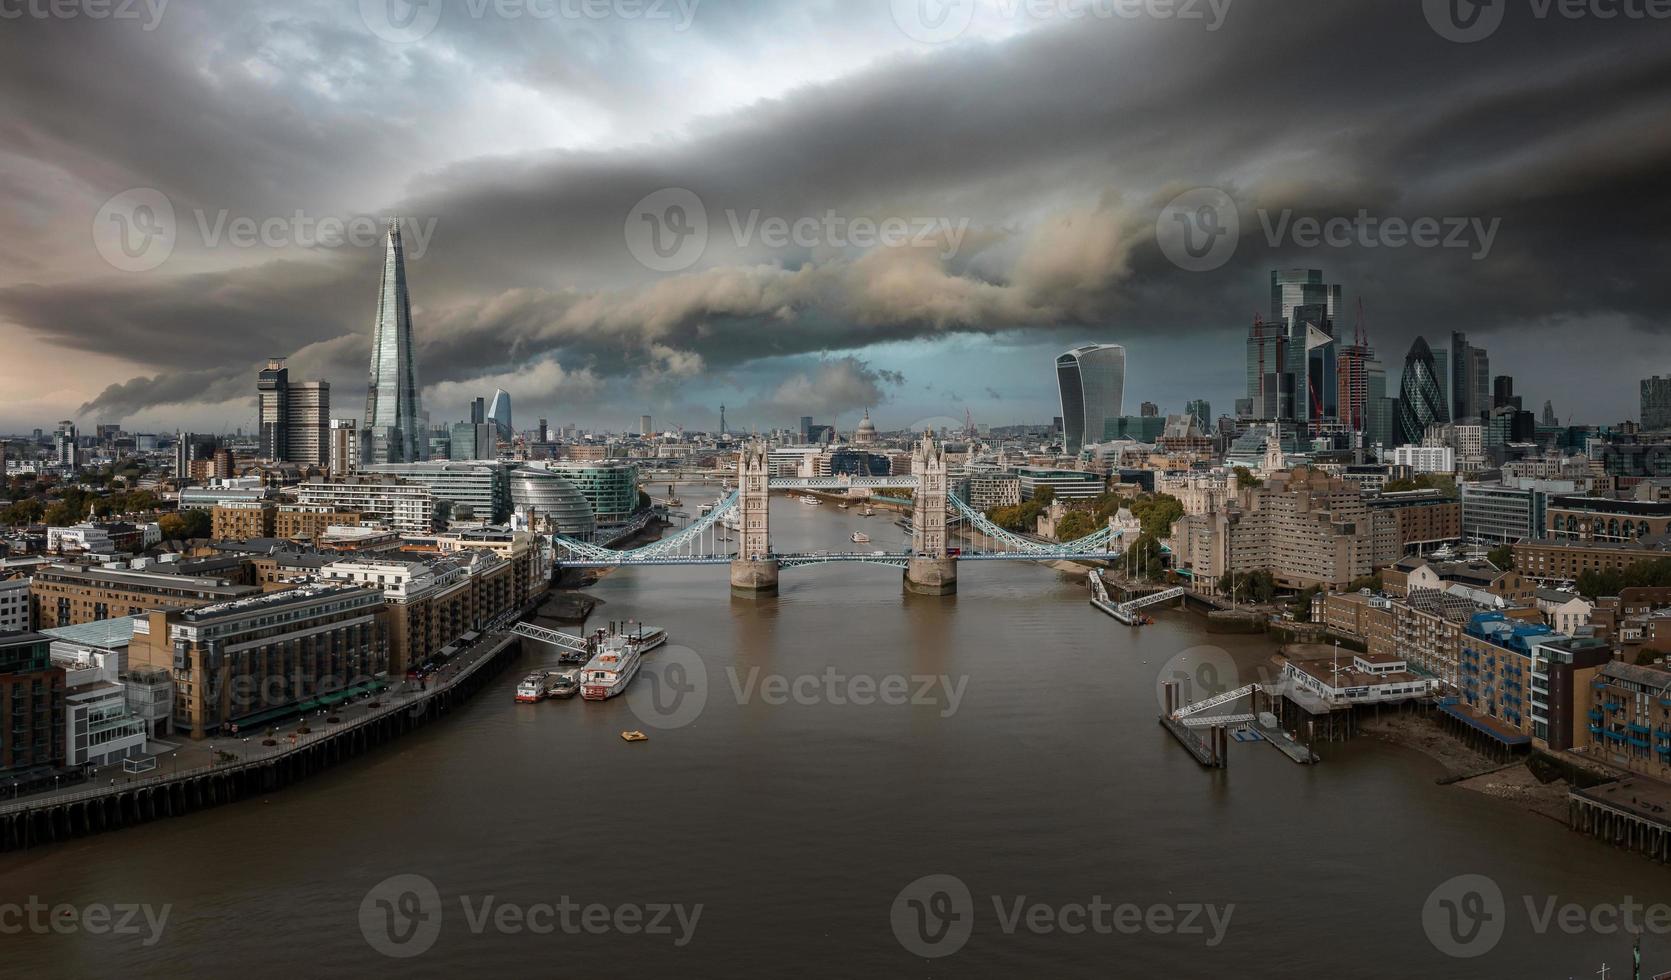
[0,1,1665,433]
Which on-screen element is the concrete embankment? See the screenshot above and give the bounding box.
[0,633,522,854]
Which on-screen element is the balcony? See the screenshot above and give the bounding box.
[1629,722,1652,735]
[1588,709,1604,723]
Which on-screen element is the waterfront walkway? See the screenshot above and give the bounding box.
[0,626,518,817]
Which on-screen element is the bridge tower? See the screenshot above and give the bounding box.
[905,433,957,595]
[730,441,779,594]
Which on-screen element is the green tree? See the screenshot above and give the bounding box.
[1054,510,1095,542]
[1128,493,1184,540]
[159,509,212,541]
[1233,467,1263,490]
[1486,545,1514,571]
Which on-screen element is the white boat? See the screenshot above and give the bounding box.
[515,671,549,703]
[578,624,667,700]
[580,633,642,701]
[858,505,876,518]
[851,531,871,544]
[800,495,821,506]
[721,511,742,531]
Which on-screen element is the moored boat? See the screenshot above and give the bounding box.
[515,671,549,703]
[548,669,581,699]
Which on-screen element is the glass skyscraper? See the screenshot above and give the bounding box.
[1394,336,1450,446]
[487,388,513,442]
[364,219,425,464]
[1056,344,1126,456]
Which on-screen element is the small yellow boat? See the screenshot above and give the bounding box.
[620,730,649,742]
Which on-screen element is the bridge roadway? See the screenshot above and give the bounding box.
[558,551,1118,569]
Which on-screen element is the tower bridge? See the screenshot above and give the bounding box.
[550,435,1125,595]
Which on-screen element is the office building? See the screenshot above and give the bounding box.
[1245,314,1291,421]
[449,421,497,462]
[1452,333,1490,423]
[55,420,78,470]
[509,468,596,537]
[487,389,513,442]
[287,380,329,467]
[258,357,290,460]
[1459,480,1577,547]
[364,219,426,464]
[1056,344,1126,456]
[361,461,512,525]
[1643,377,1671,431]
[548,461,641,525]
[43,618,150,767]
[640,415,654,437]
[1394,336,1449,446]
[1184,400,1212,430]
[1016,466,1105,502]
[257,359,331,466]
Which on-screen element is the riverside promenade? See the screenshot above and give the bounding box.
[0,626,523,853]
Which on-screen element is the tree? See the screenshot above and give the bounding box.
[1486,545,1514,571]
[1128,493,1184,540]
[1346,573,1383,593]
[1054,511,1095,542]
[159,509,211,541]
[1233,467,1263,490]
[1291,585,1323,621]
[1220,570,1276,604]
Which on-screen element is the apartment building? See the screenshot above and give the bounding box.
[211,501,278,540]
[1585,660,1671,781]
[275,504,362,541]
[0,632,65,777]
[1223,467,1400,591]
[294,475,434,535]
[30,564,261,629]
[130,584,389,739]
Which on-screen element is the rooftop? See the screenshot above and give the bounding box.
[41,616,141,650]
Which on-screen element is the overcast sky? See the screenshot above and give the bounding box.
[0,0,1667,436]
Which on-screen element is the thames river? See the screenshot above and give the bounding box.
[2,485,1666,978]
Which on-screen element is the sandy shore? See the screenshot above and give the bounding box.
[1360,713,1572,823]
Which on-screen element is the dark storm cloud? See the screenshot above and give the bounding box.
[1,0,1668,422]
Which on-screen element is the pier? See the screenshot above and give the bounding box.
[1160,680,1321,768]
[1568,779,1671,863]
[0,629,522,854]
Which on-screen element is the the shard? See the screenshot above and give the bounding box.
[363,218,425,463]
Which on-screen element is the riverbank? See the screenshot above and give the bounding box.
[0,629,522,853]
[1359,713,1573,823]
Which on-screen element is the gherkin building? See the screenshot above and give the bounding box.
[1394,336,1449,446]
